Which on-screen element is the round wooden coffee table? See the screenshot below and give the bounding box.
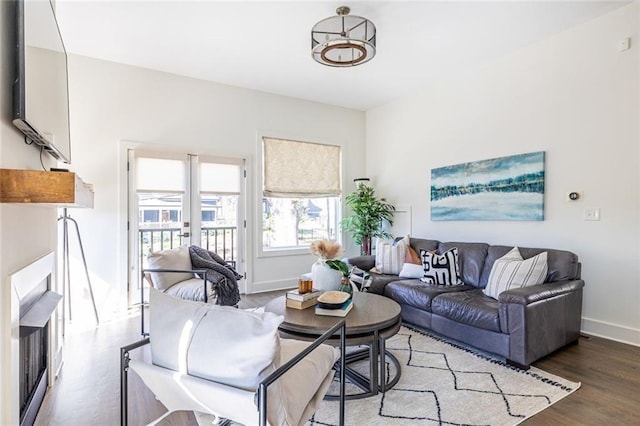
[265,292,402,399]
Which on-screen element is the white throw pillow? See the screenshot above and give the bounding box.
[188,306,284,390]
[149,289,284,391]
[149,288,207,372]
[375,236,408,275]
[399,263,424,279]
[420,248,463,285]
[147,246,194,291]
[483,247,548,299]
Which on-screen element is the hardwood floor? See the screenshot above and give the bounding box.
[525,334,640,425]
[36,291,640,425]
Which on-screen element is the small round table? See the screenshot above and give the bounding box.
[265,292,402,399]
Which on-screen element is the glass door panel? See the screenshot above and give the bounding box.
[129,155,189,305]
[200,194,238,263]
[137,192,185,270]
[198,160,243,284]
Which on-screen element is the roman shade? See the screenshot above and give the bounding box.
[263,137,341,198]
[136,157,185,192]
[200,162,241,194]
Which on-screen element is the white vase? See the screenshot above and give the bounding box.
[311,259,342,292]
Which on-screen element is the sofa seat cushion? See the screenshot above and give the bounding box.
[384,279,474,313]
[431,289,502,332]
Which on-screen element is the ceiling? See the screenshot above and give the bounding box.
[55,1,630,111]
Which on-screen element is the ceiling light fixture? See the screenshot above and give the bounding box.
[311,6,376,67]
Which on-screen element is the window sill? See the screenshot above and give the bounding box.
[258,246,314,258]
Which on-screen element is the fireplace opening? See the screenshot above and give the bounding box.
[19,325,48,426]
[17,274,61,426]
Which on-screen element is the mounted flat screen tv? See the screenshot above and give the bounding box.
[13,0,71,164]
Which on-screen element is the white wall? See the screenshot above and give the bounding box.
[366,3,639,345]
[0,1,58,422]
[65,55,366,315]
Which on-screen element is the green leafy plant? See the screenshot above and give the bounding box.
[340,182,395,255]
[325,259,350,277]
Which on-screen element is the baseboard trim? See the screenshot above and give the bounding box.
[581,317,640,347]
[249,277,296,294]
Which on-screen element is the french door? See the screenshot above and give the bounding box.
[127,150,245,305]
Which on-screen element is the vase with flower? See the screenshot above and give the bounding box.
[310,240,344,292]
[325,259,353,297]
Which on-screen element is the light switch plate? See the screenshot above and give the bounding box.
[584,208,600,221]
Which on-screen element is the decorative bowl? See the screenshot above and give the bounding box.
[317,291,351,309]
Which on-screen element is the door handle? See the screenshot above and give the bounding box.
[177,232,190,238]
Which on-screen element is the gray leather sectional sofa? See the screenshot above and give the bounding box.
[347,237,585,368]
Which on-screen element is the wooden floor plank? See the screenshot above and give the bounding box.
[35,291,640,425]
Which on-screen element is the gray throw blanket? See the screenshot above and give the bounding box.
[189,246,241,306]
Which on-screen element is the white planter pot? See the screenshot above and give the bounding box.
[311,260,342,292]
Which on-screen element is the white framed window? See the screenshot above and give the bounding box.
[260,136,341,254]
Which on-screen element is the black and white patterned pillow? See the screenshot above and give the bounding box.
[420,248,463,285]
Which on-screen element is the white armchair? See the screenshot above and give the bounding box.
[121,290,346,426]
[140,245,242,335]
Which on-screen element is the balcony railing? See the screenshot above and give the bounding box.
[138,226,236,268]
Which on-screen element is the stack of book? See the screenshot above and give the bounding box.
[285,289,322,309]
[314,291,353,317]
[315,299,353,317]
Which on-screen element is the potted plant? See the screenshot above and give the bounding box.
[340,181,396,255]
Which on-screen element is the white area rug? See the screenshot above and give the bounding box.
[308,325,580,425]
[195,325,579,426]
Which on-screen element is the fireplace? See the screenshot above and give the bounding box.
[10,253,61,426]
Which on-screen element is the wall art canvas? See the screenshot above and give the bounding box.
[431,151,545,221]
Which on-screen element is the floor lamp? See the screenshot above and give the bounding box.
[58,208,99,325]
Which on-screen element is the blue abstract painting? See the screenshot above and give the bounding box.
[431,151,545,221]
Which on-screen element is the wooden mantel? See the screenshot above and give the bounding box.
[0,169,94,208]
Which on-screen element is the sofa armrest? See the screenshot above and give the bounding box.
[345,255,375,272]
[498,279,585,305]
[499,279,584,366]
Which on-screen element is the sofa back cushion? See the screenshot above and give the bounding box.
[409,238,439,255]
[479,245,580,286]
[438,242,489,288]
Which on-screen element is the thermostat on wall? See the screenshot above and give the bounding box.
[567,191,581,201]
